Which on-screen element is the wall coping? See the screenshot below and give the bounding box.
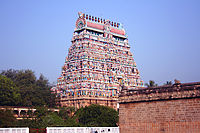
[119,82,200,103]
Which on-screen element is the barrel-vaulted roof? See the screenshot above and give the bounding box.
[75,12,126,38]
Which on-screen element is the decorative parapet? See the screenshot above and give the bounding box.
[119,82,200,103]
[75,12,126,38]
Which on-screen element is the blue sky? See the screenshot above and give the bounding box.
[0,0,199,85]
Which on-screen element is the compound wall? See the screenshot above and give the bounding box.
[119,82,200,133]
[120,98,200,133]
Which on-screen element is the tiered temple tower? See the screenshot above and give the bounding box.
[53,12,144,110]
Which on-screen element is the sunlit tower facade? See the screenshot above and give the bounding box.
[53,12,144,110]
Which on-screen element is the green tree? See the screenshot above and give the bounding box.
[15,119,36,128]
[40,112,65,127]
[64,118,78,127]
[57,106,78,126]
[0,75,21,106]
[1,69,18,82]
[145,80,158,87]
[58,107,70,120]
[32,107,65,128]
[0,110,17,127]
[57,107,79,127]
[36,74,56,107]
[1,69,56,107]
[164,81,173,85]
[15,107,65,128]
[34,107,49,120]
[75,104,119,127]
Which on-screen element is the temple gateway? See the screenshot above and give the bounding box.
[52,12,144,110]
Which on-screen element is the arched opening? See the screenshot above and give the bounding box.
[13,110,19,117]
[20,110,27,117]
[27,110,33,117]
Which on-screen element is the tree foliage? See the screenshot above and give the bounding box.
[0,69,119,128]
[0,110,17,127]
[0,105,118,128]
[145,80,158,87]
[0,75,21,106]
[15,106,78,128]
[40,112,65,127]
[32,107,65,128]
[164,81,173,85]
[0,69,56,107]
[75,104,119,127]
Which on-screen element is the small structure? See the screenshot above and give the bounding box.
[0,106,59,119]
[119,82,200,133]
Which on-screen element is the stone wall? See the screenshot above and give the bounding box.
[119,82,200,133]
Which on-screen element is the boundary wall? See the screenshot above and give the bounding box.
[0,128,29,133]
[119,82,200,133]
[46,127,119,133]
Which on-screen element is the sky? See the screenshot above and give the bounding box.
[0,0,199,85]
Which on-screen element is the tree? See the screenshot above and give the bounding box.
[40,112,65,127]
[36,74,56,107]
[15,107,65,128]
[58,106,75,119]
[58,107,70,120]
[64,117,78,127]
[164,81,173,85]
[75,104,119,127]
[15,119,36,128]
[1,69,56,107]
[1,69,36,88]
[0,110,17,127]
[0,75,21,106]
[57,107,78,127]
[145,80,158,87]
[1,69,37,106]
[1,69,18,82]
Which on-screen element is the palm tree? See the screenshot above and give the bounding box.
[164,81,173,85]
[145,80,158,87]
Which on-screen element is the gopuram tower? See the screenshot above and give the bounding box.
[53,12,144,110]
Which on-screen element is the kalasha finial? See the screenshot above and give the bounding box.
[78,12,84,18]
